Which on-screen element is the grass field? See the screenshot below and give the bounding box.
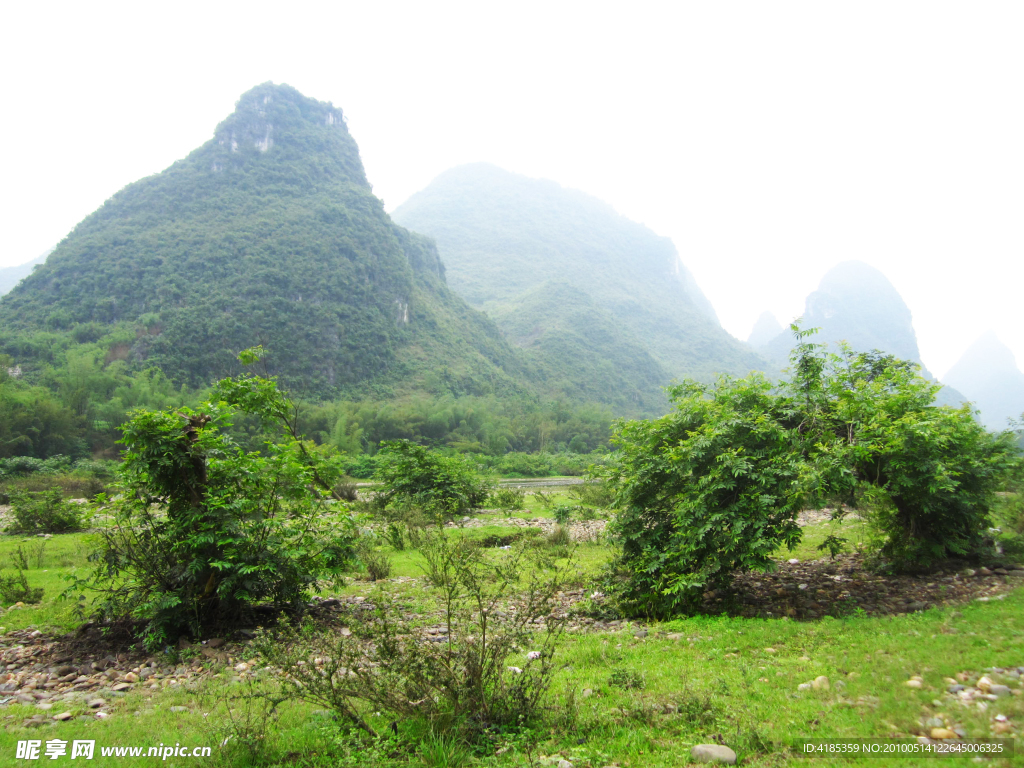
[0,486,1021,767]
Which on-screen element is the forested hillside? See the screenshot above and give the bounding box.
[392,163,766,385]
[0,84,526,401]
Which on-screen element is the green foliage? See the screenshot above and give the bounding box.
[372,440,492,519]
[0,84,530,408]
[254,531,572,738]
[8,489,86,533]
[80,356,358,646]
[392,162,768,398]
[357,541,393,581]
[490,485,526,510]
[0,568,44,604]
[610,331,1021,617]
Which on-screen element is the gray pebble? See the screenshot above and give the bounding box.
[691,744,737,764]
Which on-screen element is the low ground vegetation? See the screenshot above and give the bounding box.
[0,346,1023,766]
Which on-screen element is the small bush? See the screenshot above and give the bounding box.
[373,441,493,521]
[384,522,406,551]
[334,480,360,502]
[491,486,526,510]
[0,570,44,604]
[8,490,85,533]
[568,478,613,508]
[608,669,645,690]
[547,524,571,548]
[254,531,573,739]
[358,543,393,581]
[552,504,578,525]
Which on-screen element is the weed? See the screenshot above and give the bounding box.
[0,569,44,604]
[385,522,406,551]
[491,486,526,511]
[608,669,645,690]
[358,542,393,581]
[8,490,85,533]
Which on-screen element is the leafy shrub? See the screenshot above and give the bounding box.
[567,478,613,508]
[610,331,1020,616]
[552,504,578,525]
[0,570,44,604]
[333,480,360,502]
[358,542,393,581]
[254,531,573,739]
[384,522,406,551]
[77,350,359,647]
[372,441,492,520]
[8,490,86,533]
[608,669,645,690]
[491,486,526,510]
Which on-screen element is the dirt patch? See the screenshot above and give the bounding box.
[700,555,1024,620]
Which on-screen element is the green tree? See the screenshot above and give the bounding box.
[609,330,1019,617]
[83,349,357,647]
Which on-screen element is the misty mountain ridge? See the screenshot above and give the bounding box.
[392,163,765,395]
[943,332,1024,431]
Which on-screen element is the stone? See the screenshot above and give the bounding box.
[930,728,958,740]
[87,698,106,709]
[111,683,132,692]
[797,683,811,691]
[988,685,1011,697]
[948,684,965,694]
[691,744,737,764]
[123,672,139,683]
[634,629,648,639]
[53,712,73,721]
[558,761,573,768]
[666,633,684,641]
[56,666,76,677]
[764,647,776,654]
[95,712,110,720]
[812,676,830,691]
[905,680,923,689]
[206,638,225,648]
[581,688,594,698]
[977,676,993,692]
[35,702,52,710]
[170,706,187,713]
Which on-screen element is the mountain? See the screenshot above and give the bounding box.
[392,163,764,389]
[0,84,527,400]
[759,260,966,407]
[760,261,927,367]
[943,333,1024,431]
[747,311,784,348]
[487,281,670,412]
[0,251,49,296]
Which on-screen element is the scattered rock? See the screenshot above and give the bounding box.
[169,706,188,713]
[53,712,73,721]
[930,728,958,740]
[633,629,648,639]
[87,698,106,709]
[206,638,225,648]
[812,676,830,691]
[905,680,923,689]
[691,744,738,764]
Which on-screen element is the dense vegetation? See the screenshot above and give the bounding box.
[392,162,769,393]
[0,84,528,402]
[610,331,1020,617]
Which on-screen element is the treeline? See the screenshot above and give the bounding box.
[0,344,614,464]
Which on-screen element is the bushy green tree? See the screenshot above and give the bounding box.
[609,330,1019,617]
[83,349,357,647]
[372,440,492,519]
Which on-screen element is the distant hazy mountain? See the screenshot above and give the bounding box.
[392,163,764,392]
[943,333,1024,431]
[747,311,784,348]
[761,261,926,366]
[0,251,49,296]
[759,260,966,407]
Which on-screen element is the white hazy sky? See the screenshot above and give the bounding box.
[2,1,1021,378]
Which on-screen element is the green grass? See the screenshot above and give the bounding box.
[1,514,1022,766]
